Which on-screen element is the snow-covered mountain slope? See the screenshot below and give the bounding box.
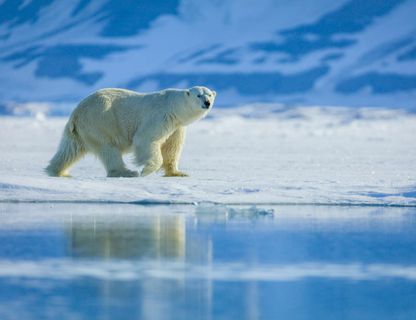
[1,0,416,110]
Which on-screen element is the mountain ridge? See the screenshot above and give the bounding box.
[0,0,415,108]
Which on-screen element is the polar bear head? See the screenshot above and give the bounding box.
[176,86,216,125]
[186,86,216,111]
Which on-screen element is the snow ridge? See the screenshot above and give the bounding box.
[0,105,415,206]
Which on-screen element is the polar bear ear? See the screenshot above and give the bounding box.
[212,90,217,96]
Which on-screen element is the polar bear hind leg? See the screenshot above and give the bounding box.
[161,128,188,177]
[95,145,138,177]
[133,139,164,177]
[45,123,86,177]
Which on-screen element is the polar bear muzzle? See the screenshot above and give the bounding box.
[202,100,211,109]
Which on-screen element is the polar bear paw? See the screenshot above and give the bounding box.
[164,171,189,177]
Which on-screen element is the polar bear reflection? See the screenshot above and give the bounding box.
[69,215,188,260]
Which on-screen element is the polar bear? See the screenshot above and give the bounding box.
[45,86,216,177]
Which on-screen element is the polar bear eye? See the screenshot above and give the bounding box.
[197,94,202,98]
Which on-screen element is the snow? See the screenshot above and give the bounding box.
[0,104,415,206]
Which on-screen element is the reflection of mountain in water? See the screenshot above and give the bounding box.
[1,0,415,108]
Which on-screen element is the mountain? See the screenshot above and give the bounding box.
[1,0,416,111]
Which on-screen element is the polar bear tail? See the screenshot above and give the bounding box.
[45,120,85,177]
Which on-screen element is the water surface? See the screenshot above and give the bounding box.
[0,203,415,319]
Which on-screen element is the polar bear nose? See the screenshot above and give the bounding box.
[204,101,211,108]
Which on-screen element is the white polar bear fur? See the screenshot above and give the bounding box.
[45,86,216,177]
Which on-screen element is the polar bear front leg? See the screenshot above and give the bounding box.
[161,127,188,177]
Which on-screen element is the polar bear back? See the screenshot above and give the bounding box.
[69,88,188,151]
[75,88,184,119]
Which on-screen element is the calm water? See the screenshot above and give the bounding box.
[0,203,415,320]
